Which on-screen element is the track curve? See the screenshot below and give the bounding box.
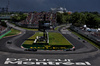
[0,22,98,54]
[0,23,100,66]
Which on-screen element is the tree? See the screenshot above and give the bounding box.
[85,13,98,28]
[93,17,100,28]
[71,12,86,27]
[56,12,63,24]
[11,13,27,22]
[56,12,72,24]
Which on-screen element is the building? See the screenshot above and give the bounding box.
[50,7,72,14]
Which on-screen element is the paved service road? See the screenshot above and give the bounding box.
[0,23,100,66]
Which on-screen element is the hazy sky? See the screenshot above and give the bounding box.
[0,0,100,12]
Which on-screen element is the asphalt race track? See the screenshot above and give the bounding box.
[0,22,100,66]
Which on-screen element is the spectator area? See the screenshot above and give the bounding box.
[16,12,56,28]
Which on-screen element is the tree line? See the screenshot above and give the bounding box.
[11,13,27,22]
[57,12,100,28]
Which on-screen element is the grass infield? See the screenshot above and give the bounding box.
[0,30,11,39]
[49,32,71,45]
[23,32,43,45]
[22,32,73,49]
[4,29,21,37]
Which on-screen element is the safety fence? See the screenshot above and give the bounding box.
[70,25,100,45]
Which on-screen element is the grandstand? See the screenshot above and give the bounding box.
[16,12,56,28]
